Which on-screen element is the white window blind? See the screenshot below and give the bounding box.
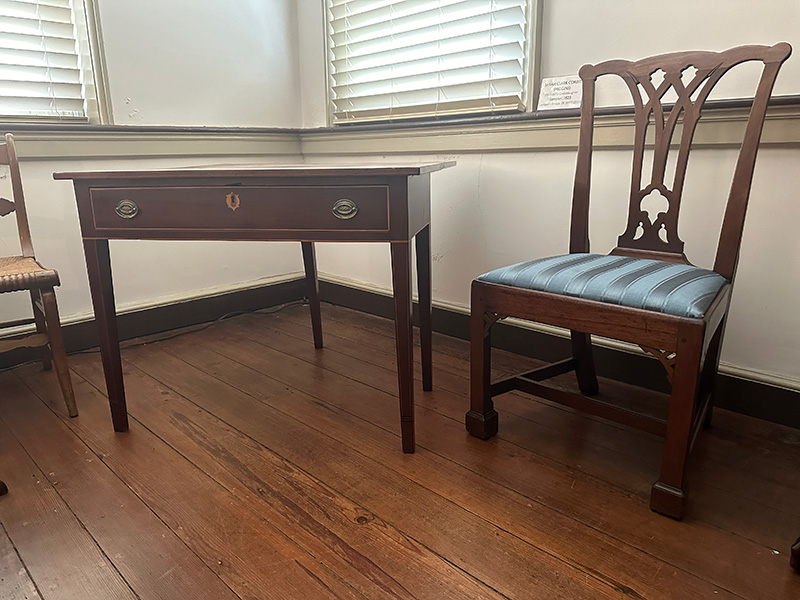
[328,0,530,123]
[0,0,91,120]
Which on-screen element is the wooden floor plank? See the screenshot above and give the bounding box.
[0,371,241,600]
[315,304,800,483]
[0,520,41,600]
[124,333,749,599]
[270,307,800,549]
[23,359,506,600]
[2,306,798,600]
[16,368,368,600]
[82,347,628,600]
[185,316,800,600]
[0,416,133,600]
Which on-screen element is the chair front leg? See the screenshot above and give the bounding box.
[650,325,704,519]
[41,288,78,418]
[466,284,498,439]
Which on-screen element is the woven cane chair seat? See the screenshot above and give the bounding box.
[0,256,60,293]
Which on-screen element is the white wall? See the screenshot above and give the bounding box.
[2,0,306,327]
[0,154,304,326]
[542,0,800,104]
[308,147,800,384]
[98,0,303,127]
[4,0,800,390]
[300,1,800,386]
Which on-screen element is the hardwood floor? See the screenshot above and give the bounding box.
[1,303,799,599]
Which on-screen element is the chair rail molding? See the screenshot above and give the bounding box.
[2,100,799,160]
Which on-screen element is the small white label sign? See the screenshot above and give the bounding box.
[537,76,582,110]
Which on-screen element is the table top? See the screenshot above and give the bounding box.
[54,162,456,181]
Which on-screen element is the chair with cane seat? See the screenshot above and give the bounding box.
[466,43,791,518]
[0,133,77,418]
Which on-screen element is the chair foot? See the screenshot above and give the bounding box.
[791,536,800,572]
[0,480,7,496]
[466,409,499,439]
[650,482,686,519]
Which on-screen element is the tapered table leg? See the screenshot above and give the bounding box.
[301,241,323,349]
[391,242,415,453]
[415,225,433,391]
[83,239,128,432]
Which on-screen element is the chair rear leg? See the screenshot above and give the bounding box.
[40,289,78,418]
[30,289,52,370]
[466,285,498,439]
[571,330,599,395]
[700,319,726,429]
[650,327,703,519]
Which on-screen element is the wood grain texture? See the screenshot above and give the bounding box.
[2,306,798,599]
[21,373,366,600]
[295,305,800,551]
[62,356,505,600]
[54,162,455,181]
[0,415,133,600]
[0,372,239,600]
[224,313,795,596]
[113,344,620,599]
[0,520,41,600]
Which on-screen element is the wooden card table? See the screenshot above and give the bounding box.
[55,162,454,453]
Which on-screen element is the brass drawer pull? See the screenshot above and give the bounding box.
[115,199,139,219]
[332,198,358,219]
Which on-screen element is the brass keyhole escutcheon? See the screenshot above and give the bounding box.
[332,198,358,219]
[114,199,139,219]
[226,192,240,211]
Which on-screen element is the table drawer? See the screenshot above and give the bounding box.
[89,185,390,232]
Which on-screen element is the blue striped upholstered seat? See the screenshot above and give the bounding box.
[477,254,728,319]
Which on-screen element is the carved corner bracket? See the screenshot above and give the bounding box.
[484,312,505,336]
[640,345,677,384]
[0,197,15,217]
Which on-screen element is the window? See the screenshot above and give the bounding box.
[0,0,100,122]
[327,0,533,124]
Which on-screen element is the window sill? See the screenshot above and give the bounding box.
[301,95,800,155]
[2,95,799,160]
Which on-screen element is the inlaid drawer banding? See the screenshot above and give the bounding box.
[89,185,390,232]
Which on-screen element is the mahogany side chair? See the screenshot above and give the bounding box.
[466,43,791,519]
[0,133,77,418]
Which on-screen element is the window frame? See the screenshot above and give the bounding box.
[324,0,542,127]
[0,0,110,124]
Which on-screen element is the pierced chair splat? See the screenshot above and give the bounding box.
[0,133,77,418]
[466,43,791,519]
